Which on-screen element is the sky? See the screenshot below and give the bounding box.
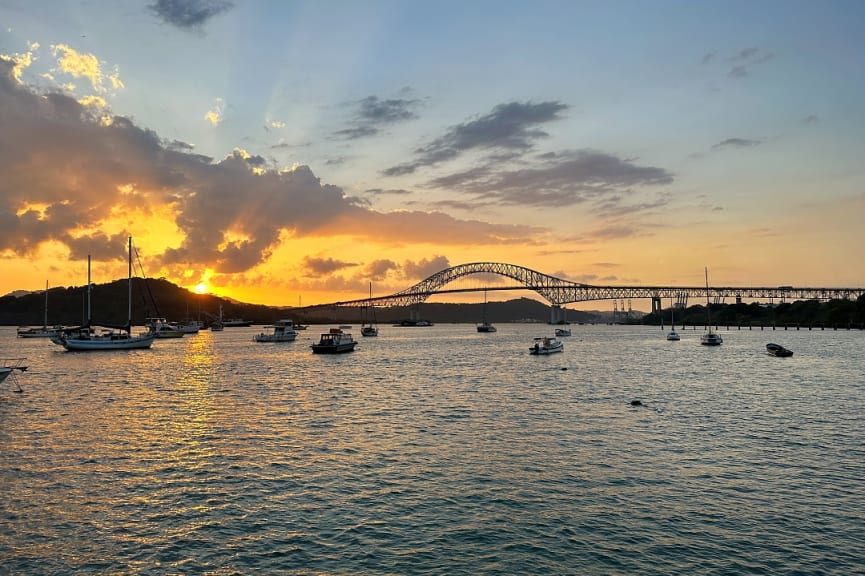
[2,0,864,308]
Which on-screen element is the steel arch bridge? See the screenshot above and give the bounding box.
[305,261,865,312]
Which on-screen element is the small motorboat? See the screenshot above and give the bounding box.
[311,328,358,354]
[700,331,723,346]
[555,327,571,337]
[254,319,298,342]
[530,336,564,355]
[361,325,379,337]
[146,318,185,338]
[666,329,681,341]
[766,343,793,357]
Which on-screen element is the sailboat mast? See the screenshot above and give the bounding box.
[43,280,48,329]
[128,236,133,326]
[87,255,92,324]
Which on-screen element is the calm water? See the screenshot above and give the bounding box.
[2,323,864,575]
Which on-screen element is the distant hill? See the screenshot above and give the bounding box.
[0,279,603,327]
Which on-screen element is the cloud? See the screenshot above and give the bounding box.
[333,94,421,140]
[51,44,123,93]
[364,188,414,197]
[727,47,773,78]
[383,100,568,176]
[148,0,234,30]
[364,259,399,280]
[205,97,224,126]
[426,149,673,209]
[402,256,451,280]
[302,256,357,277]
[0,58,541,283]
[712,137,761,150]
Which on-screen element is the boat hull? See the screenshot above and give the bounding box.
[530,337,564,354]
[530,345,563,355]
[766,343,793,357]
[54,334,155,351]
[254,334,297,342]
[311,343,357,353]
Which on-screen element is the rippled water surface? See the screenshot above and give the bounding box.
[2,324,864,574]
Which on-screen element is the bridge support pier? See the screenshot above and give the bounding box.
[651,297,662,314]
[550,305,567,325]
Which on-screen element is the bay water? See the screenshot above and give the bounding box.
[2,324,863,574]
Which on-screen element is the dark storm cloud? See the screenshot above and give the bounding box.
[382,101,568,176]
[712,137,761,150]
[0,57,538,278]
[426,149,673,209]
[148,0,234,30]
[333,95,421,140]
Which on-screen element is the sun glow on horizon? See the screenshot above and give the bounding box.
[194,282,208,294]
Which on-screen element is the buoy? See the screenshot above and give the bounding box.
[630,400,643,406]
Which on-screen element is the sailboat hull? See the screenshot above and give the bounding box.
[52,331,155,351]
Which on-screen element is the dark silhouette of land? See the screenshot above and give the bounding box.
[2,278,863,328]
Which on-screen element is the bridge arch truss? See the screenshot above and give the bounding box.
[308,262,865,310]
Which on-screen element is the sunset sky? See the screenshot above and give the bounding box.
[2,0,864,308]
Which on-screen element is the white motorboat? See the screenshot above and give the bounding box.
[530,336,564,355]
[311,328,358,353]
[146,318,185,338]
[51,238,155,351]
[175,319,203,334]
[254,319,298,342]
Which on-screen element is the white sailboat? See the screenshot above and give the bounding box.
[476,288,496,332]
[700,267,723,346]
[666,300,681,341]
[17,280,63,338]
[51,237,155,351]
[210,304,224,331]
[361,283,378,337]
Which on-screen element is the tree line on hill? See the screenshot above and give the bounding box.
[3,278,863,328]
[640,296,865,329]
[1,279,601,327]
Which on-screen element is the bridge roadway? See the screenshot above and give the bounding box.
[298,262,865,311]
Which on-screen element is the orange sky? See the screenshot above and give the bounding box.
[2,3,864,309]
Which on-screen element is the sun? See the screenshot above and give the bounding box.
[193,282,208,294]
